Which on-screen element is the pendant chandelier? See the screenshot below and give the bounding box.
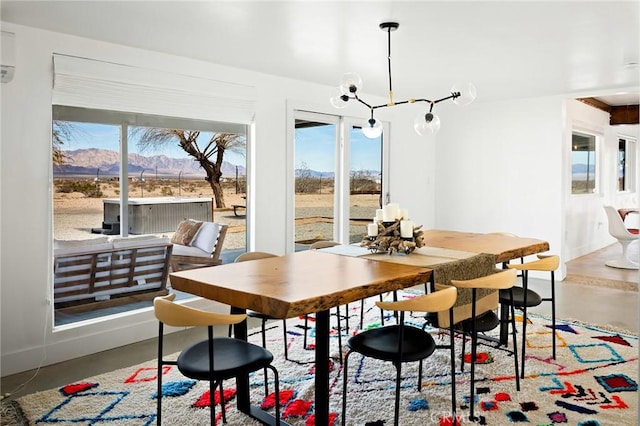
[330,22,477,139]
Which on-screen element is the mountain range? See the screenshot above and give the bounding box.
[53,148,245,178]
[54,148,379,180]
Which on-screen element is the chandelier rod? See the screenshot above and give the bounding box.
[352,22,462,113]
[331,20,476,137]
[386,24,393,105]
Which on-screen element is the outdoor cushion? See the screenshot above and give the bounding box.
[191,222,221,254]
[171,219,203,246]
[112,235,171,249]
[53,237,113,257]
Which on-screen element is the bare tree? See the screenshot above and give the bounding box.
[52,120,74,166]
[134,129,245,209]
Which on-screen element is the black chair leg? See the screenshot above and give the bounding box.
[156,324,164,425]
[260,320,269,395]
[520,270,530,379]
[509,291,520,391]
[282,320,289,360]
[393,363,402,426]
[469,325,478,422]
[520,305,528,379]
[156,359,163,424]
[499,301,509,345]
[341,351,353,426]
[267,365,282,426]
[448,316,458,426]
[460,332,466,372]
[344,303,350,335]
[210,379,217,426]
[551,271,556,359]
[336,308,343,363]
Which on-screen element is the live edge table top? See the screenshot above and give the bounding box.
[420,229,550,264]
[169,250,432,320]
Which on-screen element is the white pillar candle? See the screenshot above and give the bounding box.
[400,220,413,238]
[375,209,383,222]
[382,204,395,222]
[367,223,379,237]
[387,203,399,220]
[400,209,409,220]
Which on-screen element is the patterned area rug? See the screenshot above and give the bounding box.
[6,291,638,425]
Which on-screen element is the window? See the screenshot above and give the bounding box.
[571,131,597,194]
[52,106,247,326]
[617,137,636,192]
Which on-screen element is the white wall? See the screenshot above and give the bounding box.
[434,97,564,256]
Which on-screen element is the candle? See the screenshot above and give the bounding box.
[375,209,383,222]
[382,204,395,222]
[400,220,413,238]
[400,209,409,220]
[367,223,379,237]
[387,203,399,220]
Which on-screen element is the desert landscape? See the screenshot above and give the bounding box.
[54,178,380,249]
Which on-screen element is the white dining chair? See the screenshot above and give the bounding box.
[603,205,639,270]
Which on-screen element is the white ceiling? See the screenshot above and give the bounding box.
[1,1,639,105]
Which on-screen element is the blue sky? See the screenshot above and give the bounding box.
[295,123,381,172]
[60,122,381,172]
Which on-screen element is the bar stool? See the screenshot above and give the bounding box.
[500,254,559,378]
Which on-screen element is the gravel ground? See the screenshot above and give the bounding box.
[53,194,379,249]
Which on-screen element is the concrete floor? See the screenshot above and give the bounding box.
[2,246,638,401]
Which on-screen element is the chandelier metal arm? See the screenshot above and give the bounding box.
[414,92,461,105]
[351,93,375,110]
[331,21,475,138]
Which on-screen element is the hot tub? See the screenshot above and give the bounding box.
[103,197,213,234]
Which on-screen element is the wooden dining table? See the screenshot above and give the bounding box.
[169,230,550,425]
[170,250,432,426]
[419,229,550,264]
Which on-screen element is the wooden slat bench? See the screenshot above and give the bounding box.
[54,239,173,314]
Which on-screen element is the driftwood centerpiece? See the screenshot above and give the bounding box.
[361,220,426,254]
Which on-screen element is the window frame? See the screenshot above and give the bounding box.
[52,105,248,327]
[617,136,637,193]
[570,130,600,195]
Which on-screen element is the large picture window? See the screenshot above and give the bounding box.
[52,106,247,326]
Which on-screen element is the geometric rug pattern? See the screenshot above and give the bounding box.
[13,290,639,425]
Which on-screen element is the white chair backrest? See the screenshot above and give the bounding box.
[604,205,637,240]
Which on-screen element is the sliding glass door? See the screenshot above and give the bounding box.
[292,111,383,249]
[293,114,338,247]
